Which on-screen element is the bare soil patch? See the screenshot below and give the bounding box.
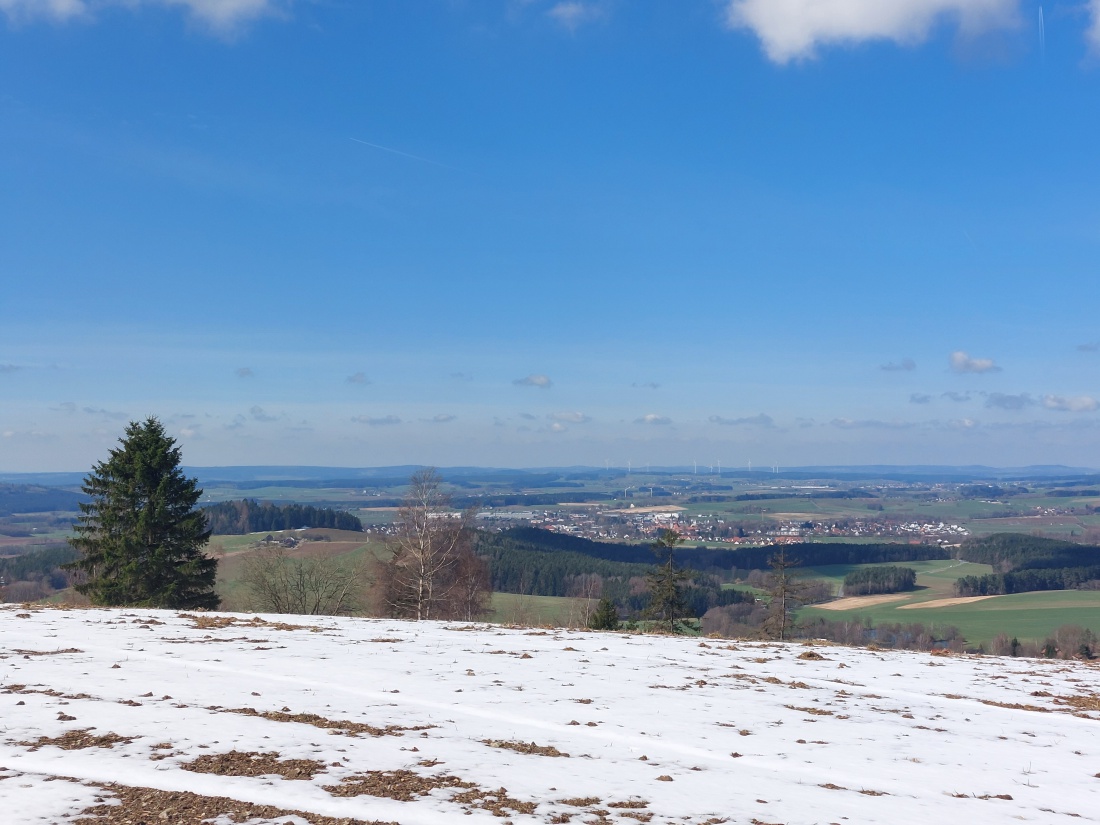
[74,783,395,825]
[898,596,998,610]
[816,594,911,611]
[325,769,475,801]
[182,750,326,780]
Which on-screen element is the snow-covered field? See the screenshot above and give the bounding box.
[2,605,1098,825]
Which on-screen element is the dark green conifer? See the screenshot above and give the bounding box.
[64,417,217,609]
[588,596,620,631]
[644,529,690,633]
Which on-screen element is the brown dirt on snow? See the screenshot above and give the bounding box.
[182,750,326,780]
[325,769,475,801]
[326,770,538,816]
[481,738,569,757]
[226,706,434,737]
[19,729,135,751]
[73,783,395,825]
[177,614,317,632]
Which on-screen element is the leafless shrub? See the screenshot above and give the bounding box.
[242,545,366,616]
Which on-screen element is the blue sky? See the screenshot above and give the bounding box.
[2,0,1099,472]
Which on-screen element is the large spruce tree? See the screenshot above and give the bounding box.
[64,417,218,609]
[644,529,690,632]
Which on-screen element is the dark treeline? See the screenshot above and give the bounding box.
[959,533,1100,570]
[202,500,363,535]
[0,544,77,581]
[954,533,1100,596]
[476,531,652,595]
[0,544,79,602]
[702,603,966,652]
[0,484,85,516]
[496,527,951,573]
[956,566,1100,596]
[475,530,751,618]
[842,566,917,596]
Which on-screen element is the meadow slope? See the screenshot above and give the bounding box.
[1,606,1099,824]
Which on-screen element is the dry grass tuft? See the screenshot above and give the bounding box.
[783,704,833,716]
[226,707,433,737]
[19,729,134,751]
[1055,694,1100,712]
[177,614,314,632]
[482,739,570,757]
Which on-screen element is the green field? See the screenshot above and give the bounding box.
[800,588,1100,648]
[489,592,593,627]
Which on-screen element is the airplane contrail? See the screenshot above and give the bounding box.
[1039,5,1045,62]
[348,137,454,170]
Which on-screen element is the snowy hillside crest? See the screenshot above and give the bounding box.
[1,605,1099,824]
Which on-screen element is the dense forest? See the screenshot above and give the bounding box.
[202,500,363,534]
[0,544,79,601]
[0,484,85,517]
[955,533,1100,596]
[495,527,951,573]
[842,565,917,596]
[475,530,751,618]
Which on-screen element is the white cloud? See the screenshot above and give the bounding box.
[514,373,553,389]
[830,417,915,429]
[1089,0,1100,53]
[635,413,671,426]
[0,0,84,22]
[725,0,1019,64]
[83,406,128,420]
[1043,395,1099,413]
[547,1,605,31]
[425,414,457,423]
[550,411,590,424]
[351,414,401,426]
[548,421,568,433]
[983,392,1033,411]
[881,358,916,372]
[708,413,775,427]
[250,405,277,422]
[0,0,281,32]
[950,350,1000,374]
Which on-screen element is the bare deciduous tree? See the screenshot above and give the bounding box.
[243,545,364,616]
[377,469,488,621]
[761,549,810,641]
